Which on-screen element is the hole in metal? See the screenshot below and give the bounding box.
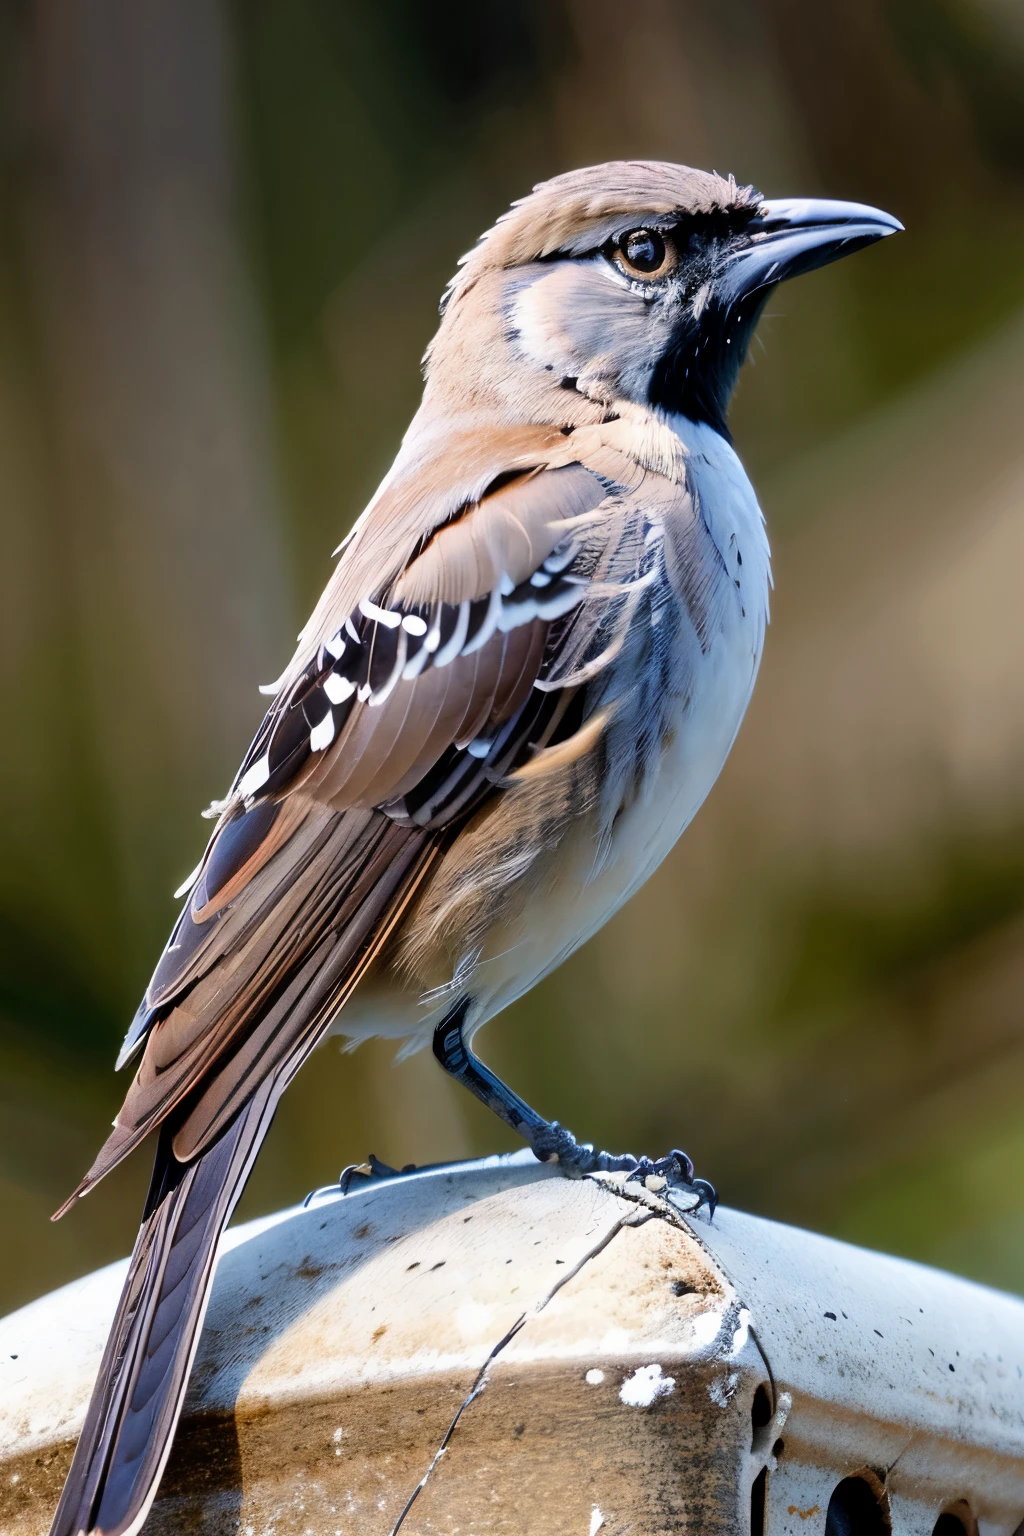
[750,1467,768,1536]
[824,1474,891,1536]
[933,1504,977,1536]
[751,1383,772,1433]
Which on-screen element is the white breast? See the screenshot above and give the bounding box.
[472,417,771,1024]
[639,414,771,852]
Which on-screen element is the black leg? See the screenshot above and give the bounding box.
[432,998,551,1144]
[432,999,716,1213]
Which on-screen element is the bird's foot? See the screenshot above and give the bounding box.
[530,1122,716,1216]
[338,1152,418,1195]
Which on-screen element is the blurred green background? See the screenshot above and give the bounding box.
[2,0,1024,1317]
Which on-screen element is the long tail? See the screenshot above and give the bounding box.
[48,1081,279,1536]
[48,804,440,1535]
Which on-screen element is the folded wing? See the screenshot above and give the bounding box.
[61,434,682,1207]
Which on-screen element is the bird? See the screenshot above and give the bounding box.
[47,161,900,1536]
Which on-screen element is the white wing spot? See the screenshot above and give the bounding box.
[401,645,430,681]
[237,754,270,800]
[461,586,502,657]
[359,597,402,629]
[424,612,443,653]
[543,542,577,574]
[537,584,586,621]
[433,601,470,668]
[310,712,335,752]
[323,672,355,705]
[401,613,428,636]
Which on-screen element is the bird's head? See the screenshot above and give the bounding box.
[427,161,901,438]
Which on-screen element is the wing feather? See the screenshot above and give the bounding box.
[72,419,697,1212]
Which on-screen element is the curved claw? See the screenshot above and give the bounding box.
[527,1123,715,1213]
[338,1160,373,1195]
[689,1177,717,1219]
[339,1153,416,1195]
[655,1148,695,1185]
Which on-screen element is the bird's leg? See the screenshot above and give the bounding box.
[432,1000,716,1215]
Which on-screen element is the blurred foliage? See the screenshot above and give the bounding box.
[1,0,1024,1316]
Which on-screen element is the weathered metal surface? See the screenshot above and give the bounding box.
[0,1151,1022,1534]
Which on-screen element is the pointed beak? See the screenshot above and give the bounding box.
[718,197,903,305]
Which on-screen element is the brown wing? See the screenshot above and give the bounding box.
[223,461,608,815]
[63,436,675,1208]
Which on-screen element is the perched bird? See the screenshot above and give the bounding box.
[49,161,899,1536]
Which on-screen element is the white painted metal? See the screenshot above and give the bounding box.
[0,1152,1021,1534]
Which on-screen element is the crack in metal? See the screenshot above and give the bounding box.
[388,1201,652,1535]
[591,1172,706,1229]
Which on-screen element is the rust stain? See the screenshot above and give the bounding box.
[788,1505,821,1521]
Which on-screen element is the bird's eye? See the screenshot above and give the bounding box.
[615,228,675,280]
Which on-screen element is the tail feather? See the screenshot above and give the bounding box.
[49,816,442,1535]
[49,1083,278,1536]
